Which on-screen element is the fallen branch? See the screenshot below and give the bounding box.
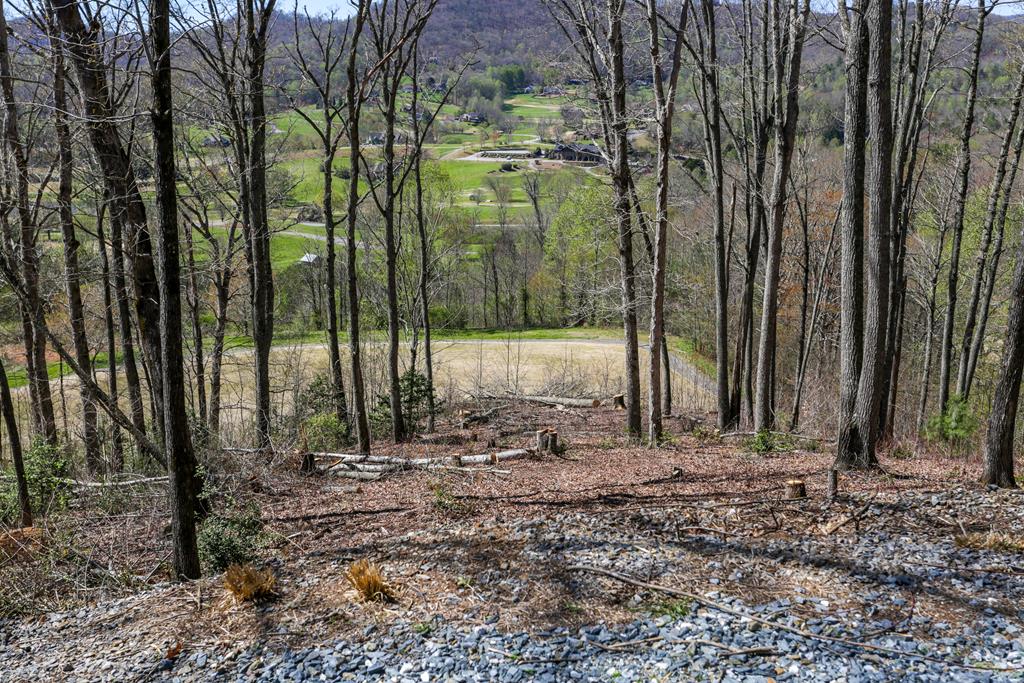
[458,404,508,428]
[569,565,1020,673]
[822,494,877,536]
[69,476,169,489]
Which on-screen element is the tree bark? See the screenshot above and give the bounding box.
[937,0,985,413]
[345,1,372,454]
[0,356,31,527]
[644,0,687,444]
[244,0,277,450]
[0,0,58,445]
[52,37,101,471]
[754,0,810,433]
[52,0,165,440]
[853,0,893,464]
[835,1,868,470]
[151,0,202,578]
[982,213,1024,488]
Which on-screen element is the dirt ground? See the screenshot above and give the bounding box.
[2,399,1008,665]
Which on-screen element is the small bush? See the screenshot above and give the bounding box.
[369,369,436,436]
[649,598,691,620]
[197,503,267,573]
[346,559,397,603]
[224,563,276,602]
[0,439,70,525]
[925,395,978,447]
[691,425,719,444]
[302,413,349,452]
[297,374,338,421]
[430,482,471,515]
[746,430,791,454]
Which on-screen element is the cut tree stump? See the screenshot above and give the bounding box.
[534,429,560,454]
[784,480,806,500]
[827,469,838,500]
[612,394,626,410]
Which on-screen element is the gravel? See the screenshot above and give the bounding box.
[2,487,1023,682]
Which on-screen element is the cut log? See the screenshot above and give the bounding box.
[513,395,603,408]
[320,449,531,478]
[784,480,806,500]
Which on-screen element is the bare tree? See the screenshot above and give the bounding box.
[0,0,58,444]
[752,0,811,432]
[983,212,1024,488]
[643,0,688,443]
[362,0,438,442]
[544,0,642,440]
[936,0,988,414]
[288,5,351,434]
[150,0,202,577]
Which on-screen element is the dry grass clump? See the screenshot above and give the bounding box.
[346,559,397,603]
[955,531,1024,554]
[224,563,276,602]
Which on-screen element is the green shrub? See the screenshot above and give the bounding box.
[298,374,337,422]
[302,413,348,452]
[744,429,796,454]
[925,395,978,446]
[197,503,267,572]
[0,439,70,525]
[370,369,436,436]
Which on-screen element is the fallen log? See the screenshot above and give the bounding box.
[512,395,603,408]
[69,476,169,488]
[320,449,532,479]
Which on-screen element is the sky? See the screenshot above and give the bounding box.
[285,0,1024,20]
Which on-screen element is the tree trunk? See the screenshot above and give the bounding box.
[345,2,371,454]
[323,148,350,433]
[151,0,202,578]
[52,39,101,471]
[53,0,165,440]
[852,0,893,465]
[0,0,57,445]
[835,2,868,470]
[643,0,687,444]
[245,0,277,450]
[754,0,809,433]
[95,207,124,470]
[0,357,30,527]
[982,215,1024,489]
[937,1,985,413]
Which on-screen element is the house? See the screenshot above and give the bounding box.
[549,143,604,164]
[298,253,321,266]
[460,112,486,125]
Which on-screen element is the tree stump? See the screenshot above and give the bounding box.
[591,398,602,408]
[547,430,559,453]
[300,451,317,474]
[784,479,806,500]
[612,394,626,410]
[536,429,550,452]
[827,469,838,500]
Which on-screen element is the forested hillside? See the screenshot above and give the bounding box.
[3,0,1024,681]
